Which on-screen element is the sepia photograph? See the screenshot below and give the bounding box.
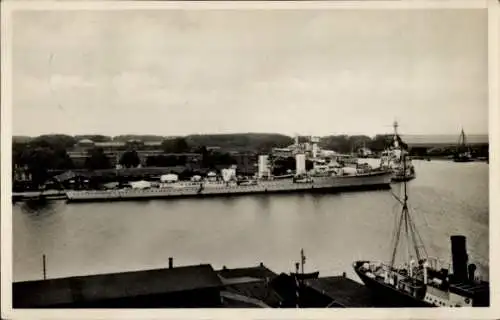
[1,0,498,318]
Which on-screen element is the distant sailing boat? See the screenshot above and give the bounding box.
[453,128,473,162]
[353,150,489,307]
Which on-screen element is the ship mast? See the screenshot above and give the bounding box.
[458,128,470,153]
[300,249,306,274]
[393,121,400,149]
[460,128,467,146]
[389,124,427,270]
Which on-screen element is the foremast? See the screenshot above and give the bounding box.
[389,127,427,271]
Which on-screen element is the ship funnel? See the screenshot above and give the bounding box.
[296,154,306,175]
[468,263,477,282]
[423,260,429,284]
[451,235,469,282]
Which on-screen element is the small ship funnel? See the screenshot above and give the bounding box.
[468,263,477,282]
[451,235,469,282]
[423,260,429,284]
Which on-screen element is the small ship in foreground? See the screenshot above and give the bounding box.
[353,127,489,307]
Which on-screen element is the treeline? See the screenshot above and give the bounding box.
[319,134,401,153]
[12,133,294,149]
[13,133,398,152]
[184,133,294,152]
[13,134,167,144]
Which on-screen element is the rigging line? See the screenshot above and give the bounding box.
[400,190,423,261]
[390,207,405,269]
[400,194,430,259]
[403,206,412,265]
[389,183,404,263]
[388,193,402,237]
[408,212,429,259]
[407,211,423,262]
[390,201,401,250]
[389,211,399,263]
[390,190,404,206]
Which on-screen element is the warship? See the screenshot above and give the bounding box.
[380,121,416,182]
[66,151,392,203]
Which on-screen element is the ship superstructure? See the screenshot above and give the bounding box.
[380,121,416,182]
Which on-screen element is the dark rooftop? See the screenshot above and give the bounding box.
[305,276,377,308]
[13,264,222,308]
[216,264,283,308]
[217,264,278,280]
[220,290,271,308]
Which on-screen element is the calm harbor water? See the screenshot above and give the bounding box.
[13,160,489,283]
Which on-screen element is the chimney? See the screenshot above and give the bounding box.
[423,260,429,284]
[468,263,477,282]
[451,235,468,281]
[168,257,173,269]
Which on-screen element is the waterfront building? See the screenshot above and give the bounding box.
[68,139,193,168]
[13,164,32,182]
[272,135,336,161]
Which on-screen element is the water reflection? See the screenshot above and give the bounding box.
[20,200,57,216]
[255,194,271,214]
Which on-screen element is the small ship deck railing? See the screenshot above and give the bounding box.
[359,262,427,289]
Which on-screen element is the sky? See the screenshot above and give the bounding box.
[11,8,488,137]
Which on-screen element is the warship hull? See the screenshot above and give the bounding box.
[66,171,392,203]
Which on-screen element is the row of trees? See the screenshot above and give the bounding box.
[13,133,293,151]
[318,134,407,153]
[13,133,402,156]
[13,142,74,187]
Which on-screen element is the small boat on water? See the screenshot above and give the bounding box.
[453,128,473,163]
[380,122,416,182]
[353,156,490,307]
